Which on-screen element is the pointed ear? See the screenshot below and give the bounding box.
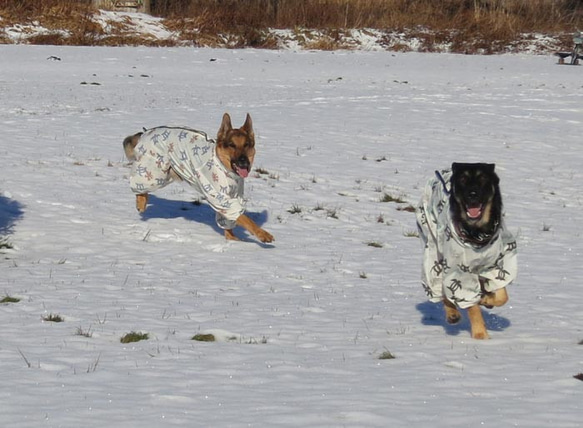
[485,163,499,184]
[217,113,233,142]
[485,163,496,173]
[242,113,254,140]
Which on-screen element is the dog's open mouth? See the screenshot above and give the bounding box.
[234,165,249,178]
[231,161,250,178]
[466,204,483,219]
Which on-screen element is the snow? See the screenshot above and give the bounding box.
[93,10,177,41]
[1,43,582,427]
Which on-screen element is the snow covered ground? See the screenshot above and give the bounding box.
[0,44,582,427]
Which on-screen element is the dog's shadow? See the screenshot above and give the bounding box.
[140,195,273,247]
[416,301,511,337]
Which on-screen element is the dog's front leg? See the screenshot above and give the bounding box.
[467,305,489,339]
[136,194,149,213]
[224,229,240,241]
[234,213,274,243]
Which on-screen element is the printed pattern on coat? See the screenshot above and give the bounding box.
[416,170,518,309]
[130,127,246,230]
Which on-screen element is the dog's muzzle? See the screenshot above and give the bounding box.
[232,155,250,178]
[465,190,484,219]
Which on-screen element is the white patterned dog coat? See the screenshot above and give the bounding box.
[129,127,246,230]
[416,170,518,309]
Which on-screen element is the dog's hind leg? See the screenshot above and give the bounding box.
[136,194,149,213]
[467,305,489,339]
[224,229,239,241]
[443,299,461,325]
[480,287,508,309]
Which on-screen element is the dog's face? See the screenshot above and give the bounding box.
[450,162,501,230]
[216,113,256,178]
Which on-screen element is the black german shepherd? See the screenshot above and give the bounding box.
[417,162,517,339]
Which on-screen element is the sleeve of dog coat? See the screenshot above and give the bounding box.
[444,230,518,309]
[206,192,245,230]
[443,269,482,309]
[215,212,237,230]
[202,177,246,230]
[479,230,518,293]
[178,152,246,230]
[417,177,448,303]
[417,202,442,302]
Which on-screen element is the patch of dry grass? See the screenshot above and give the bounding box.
[120,331,149,343]
[0,0,582,52]
[154,0,583,53]
[153,0,582,34]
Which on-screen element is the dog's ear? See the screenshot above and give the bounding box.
[242,113,255,140]
[217,113,233,142]
[485,163,500,185]
[484,163,496,173]
[451,162,460,174]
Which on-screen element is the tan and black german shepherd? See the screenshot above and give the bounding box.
[123,113,274,243]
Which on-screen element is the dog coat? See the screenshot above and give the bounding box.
[416,170,518,309]
[130,127,245,230]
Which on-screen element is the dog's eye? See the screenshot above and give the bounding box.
[225,142,236,149]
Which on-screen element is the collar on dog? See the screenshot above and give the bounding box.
[455,220,500,247]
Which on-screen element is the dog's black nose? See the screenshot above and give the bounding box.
[467,189,480,203]
[236,155,250,169]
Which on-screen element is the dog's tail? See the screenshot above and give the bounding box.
[123,132,142,161]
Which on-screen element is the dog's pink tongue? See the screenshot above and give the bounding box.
[467,207,482,219]
[236,166,249,178]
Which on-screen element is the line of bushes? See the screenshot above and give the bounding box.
[152,0,582,33]
[1,0,582,51]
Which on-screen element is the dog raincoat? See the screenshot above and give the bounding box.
[416,170,518,309]
[130,127,245,230]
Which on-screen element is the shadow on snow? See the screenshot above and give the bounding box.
[416,300,511,337]
[0,194,24,236]
[139,194,272,245]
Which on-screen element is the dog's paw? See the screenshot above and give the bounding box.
[444,304,461,324]
[471,330,490,340]
[256,229,274,243]
[446,312,461,325]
